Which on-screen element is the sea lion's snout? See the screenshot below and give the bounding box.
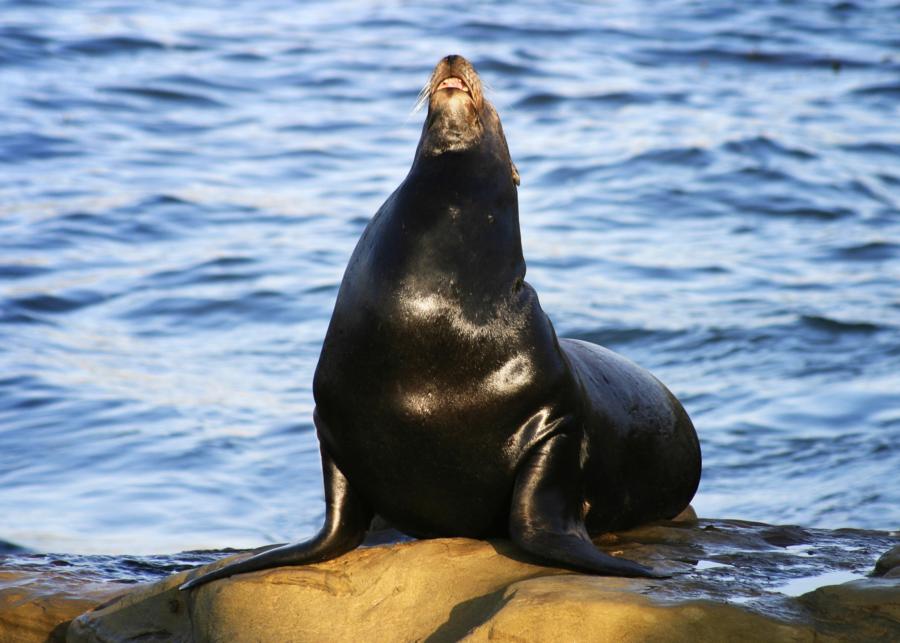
[418,55,487,156]
[427,54,483,113]
[415,55,518,185]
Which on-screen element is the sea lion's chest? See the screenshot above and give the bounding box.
[313,280,571,536]
[309,197,572,534]
[318,281,559,430]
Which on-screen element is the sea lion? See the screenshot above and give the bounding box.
[181,54,701,590]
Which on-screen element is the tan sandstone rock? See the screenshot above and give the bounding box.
[0,569,123,643]
[2,519,898,642]
[460,576,813,643]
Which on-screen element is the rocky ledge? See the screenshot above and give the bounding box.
[2,516,898,642]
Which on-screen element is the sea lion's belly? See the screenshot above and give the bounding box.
[314,286,570,537]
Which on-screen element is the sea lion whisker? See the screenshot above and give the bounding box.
[412,81,431,114]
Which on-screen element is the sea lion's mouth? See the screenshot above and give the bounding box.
[422,56,483,113]
[436,76,470,94]
[417,55,492,157]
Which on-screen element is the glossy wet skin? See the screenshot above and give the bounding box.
[313,55,561,537]
[313,54,698,539]
[180,55,700,590]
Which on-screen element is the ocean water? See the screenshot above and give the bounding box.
[1,0,898,555]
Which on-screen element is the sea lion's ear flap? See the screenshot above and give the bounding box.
[511,161,520,186]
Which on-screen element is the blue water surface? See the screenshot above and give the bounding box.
[1,0,898,554]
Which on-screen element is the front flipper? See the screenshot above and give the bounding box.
[180,443,372,591]
[509,430,665,578]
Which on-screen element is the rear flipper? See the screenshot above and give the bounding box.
[509,430,666,578]
[179,443,372,591]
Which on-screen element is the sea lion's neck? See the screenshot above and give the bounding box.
[406,147,516,207]
[391,148,525,310]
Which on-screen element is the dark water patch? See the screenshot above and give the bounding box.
[0,550,231,583]
[0,308,51,326]
[799,315,882,335]
[538,146,709,185]
[706,168,858,219]
[626,146,711,168]
[27,207,173,247]
[0,25,52,65]
[2,394,61,412]
[829,1,863,13]
[0,385,73,431]
[8,290,107,315]
[458,21,589,39]
[513,92,563,108]
[81,214,162,243]
[278,120,366,133]
[303,283,339,295]
[64,36,165,56]
[148,256,261,288]
[838,141,900,157]
[113,194,207,224]
[204,256,256,268]
[271,72,351,89]
[222,51,267,63]
[0,540,30,555]
[568,327,686,349]
[514,89,687,110]
[713,29,800,47]
[0,375,55,392]
[850,82,900,97]
[248,146,356,162]
[632,46,870,71]
[830,241,898,261]
[9,195,215,249]
[474,55,544,77]
[150,74,254,94]
[757,205,854,220]
[176,28,248,46]
[100,86,226,108]
[0,25,51,47]
[3,0,59,6]
[0,395,62,419]
[528,255,596,271]
[137,119,221,136]
[0,263,50,279]
[24,94,149,114]
[538,163,599,184]
[722,136,816,161]
[121,290,298,329]
[358,17,416,30]
[846,178,891,204]
[0,132,81,163]
[622,262,729,281]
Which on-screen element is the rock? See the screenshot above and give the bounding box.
[671,504,699,524]
[874,544,900,577]
[0,550,223,643]
[460,576,813,642]
[799,578,900,641]
[2,519,898,642]
[0,569,123,643]
[69,539,563,643]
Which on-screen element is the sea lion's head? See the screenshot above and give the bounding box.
[415,55,520,186]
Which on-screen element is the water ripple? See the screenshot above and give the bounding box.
[0,0,897,555]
